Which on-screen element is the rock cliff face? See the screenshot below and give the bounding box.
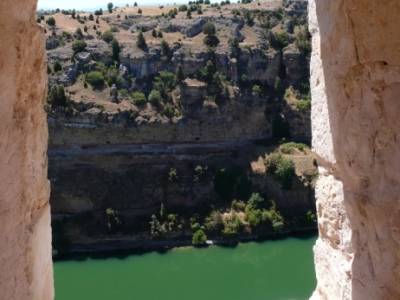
[0,0,53,299]
[310,0,400,299]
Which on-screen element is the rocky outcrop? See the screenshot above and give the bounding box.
[0,0,53,299]
[310,0,400,299]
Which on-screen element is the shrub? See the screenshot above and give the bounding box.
[163,104,175,118]
[203,22,216,35]
[72,40,87,53]
[296,99,311,111]
[86,71,105,88]
[131,91,147,105]
[160,39,171,58]
[271,31,290,49]
[89,14,94,21]
[46,17,56,26]
[48,85,67,107]
[102,30,114,43]
[53,61,62,72]
[186,10,192,19]
[152,29,157,37]
[204,211,224,232]
[176,65,185,83]
[179,4,188,11]
[192,229,207,246]
[136,31,147,50]
[203,22,219,48]
[229,37,240,58]
[247,193,265,210]
[231,200,246,211]
[111,39,120,61]
[222,213,243,236]
[265,153,295,189]
[138,8,143,14]
[148,89,161,105]
[252,84,262,96]
[279,142,308,154]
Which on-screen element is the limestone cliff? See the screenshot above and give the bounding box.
[0,0,53,299]
[310,0,400,299]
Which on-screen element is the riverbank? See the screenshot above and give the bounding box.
[53,226,317,260]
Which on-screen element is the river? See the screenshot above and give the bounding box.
[54,236,316,300]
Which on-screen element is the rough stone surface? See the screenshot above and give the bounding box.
[310,0,400,299]
[0,0,53,299]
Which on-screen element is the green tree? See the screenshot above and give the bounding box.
[132,91,147,105]
[46,17,56,26]
[86,71,105,88]
[72,40,87,53]
[176,65,184,83]
[111,39,120,61]
[192,229,207,246]
[107,2,114,13]
[203,22,219,48]
[160,39,171,58]
[53,61,62,72]
[136,31,147,50]
[148,89,161,105]
[48,85,67,107]
[102,30,114,43]
[229,37,241,58]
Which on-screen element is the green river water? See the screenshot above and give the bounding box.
[55,237,316,300]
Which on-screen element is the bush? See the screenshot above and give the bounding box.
[111,39,120,61]
[138,8,143,14]
[152,29,157,38]
[46,17,56,26]
[160,39,171,58]
[271,31,290,49]
[192,229,207,246]
[131,91,147,105]
[265,153,295,189]
[72,40,87,53]
[296,99,311,111]
[179,4,188,11]
[102,30,114,43]
[204,211,224,233]
[148,89,161,105]
[203,22,219,48]
[86,71,105,88]
[203,22,216,35]
[136,31,147,50]
[231,199,246,211]
[222,213,243,236]
[48,85,67,107]
[176,65,185,83]
[252,84,262,96]
[279,142,308,154]
[53,61,62,72]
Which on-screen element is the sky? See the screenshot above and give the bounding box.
[37,0,187,10]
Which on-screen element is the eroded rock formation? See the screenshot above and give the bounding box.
[310,0,400,299]
[0,0,53,299]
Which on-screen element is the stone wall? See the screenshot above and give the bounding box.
[310,0,400,299]
[0,1,53,299]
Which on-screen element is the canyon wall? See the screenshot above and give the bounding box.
[310,0,400,299]
[0,1,53,299]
